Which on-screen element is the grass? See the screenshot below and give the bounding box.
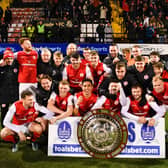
[0,140,168,168]
[0,113,168,168]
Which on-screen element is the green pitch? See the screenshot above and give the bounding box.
[0,141,168,168]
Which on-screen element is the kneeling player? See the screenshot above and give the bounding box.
[0,90,53,152]
[92,79,122,115]
[121,84,165,126]
[74,79,97,116]
[47,80,74,124]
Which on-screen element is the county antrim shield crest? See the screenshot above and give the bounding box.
[77,109,128,159]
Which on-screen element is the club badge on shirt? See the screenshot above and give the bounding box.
[144,74,149,80]
[80,73,84,77]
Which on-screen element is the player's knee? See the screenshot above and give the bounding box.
[29,123,43,134]
[0,128,11,138]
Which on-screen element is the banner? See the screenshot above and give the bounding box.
[118,43,168,55]
[1,43,168,56]
[0,43,110,56]
[48,117,165,158]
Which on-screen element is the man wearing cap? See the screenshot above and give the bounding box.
[0,48,19,127]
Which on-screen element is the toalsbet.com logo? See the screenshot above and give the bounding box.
[58,121,72,142]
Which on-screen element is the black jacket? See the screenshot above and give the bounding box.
[31,82,58,107]
[127,64,155,92]
[37,59,53,77]
[0,60,19,104]
[51,63,65,83]
[98,72,137,97]
[103,54,126,72]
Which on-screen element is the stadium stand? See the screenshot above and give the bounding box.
[0,0,168,43]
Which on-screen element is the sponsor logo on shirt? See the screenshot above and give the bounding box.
[62,101,67,105]
[98,71,102,75]
[163,96,168,99]
[143,105,148,109]
[123,81,128,86]
[13,68,18,73]
[114,100,119,105]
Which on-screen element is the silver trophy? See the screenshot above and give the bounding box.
[78,109,128,159]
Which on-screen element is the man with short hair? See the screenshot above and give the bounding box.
[152,62,168,81]
[103,44,124,71]
[74,79,97,116]
[92,79,122,115]
[150,76,168,111]
[15,37,38,97]
[89,50,111,93]
[131,45,149,64]
[149,51,168,71]
[128,56,154,92]
[81,47,91,65]
[0,90,53,152]
[121,84,165,126]
[37,48,52,78]
[131,45,142,58]
[52,51,64,85]
[99,61,137,97]
[62,52,93,94]
[47,80,73,124]
[63,43,77,64]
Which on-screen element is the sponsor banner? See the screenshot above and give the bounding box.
[0,43,110,55]
[1,43,168,56]
[118,43,168,55]
[48,117,165,158]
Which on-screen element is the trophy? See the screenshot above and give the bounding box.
[78,109,128,159]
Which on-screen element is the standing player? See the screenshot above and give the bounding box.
[81,47,91,65]
[89,50,111,93]
[0,48,19,127]
[37,48,52,78]
[121,84,165,126]
[74,79,97,116]
[47,80,73,124]
[63,43,77,64]
[0,90,53,152]
[62,52,93,94]
[131,45,149,64]
[51,51,65,85]
[103,44,124,71]
[98,61,137,97]
[15,37,38,97]
[128,56,154,92]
